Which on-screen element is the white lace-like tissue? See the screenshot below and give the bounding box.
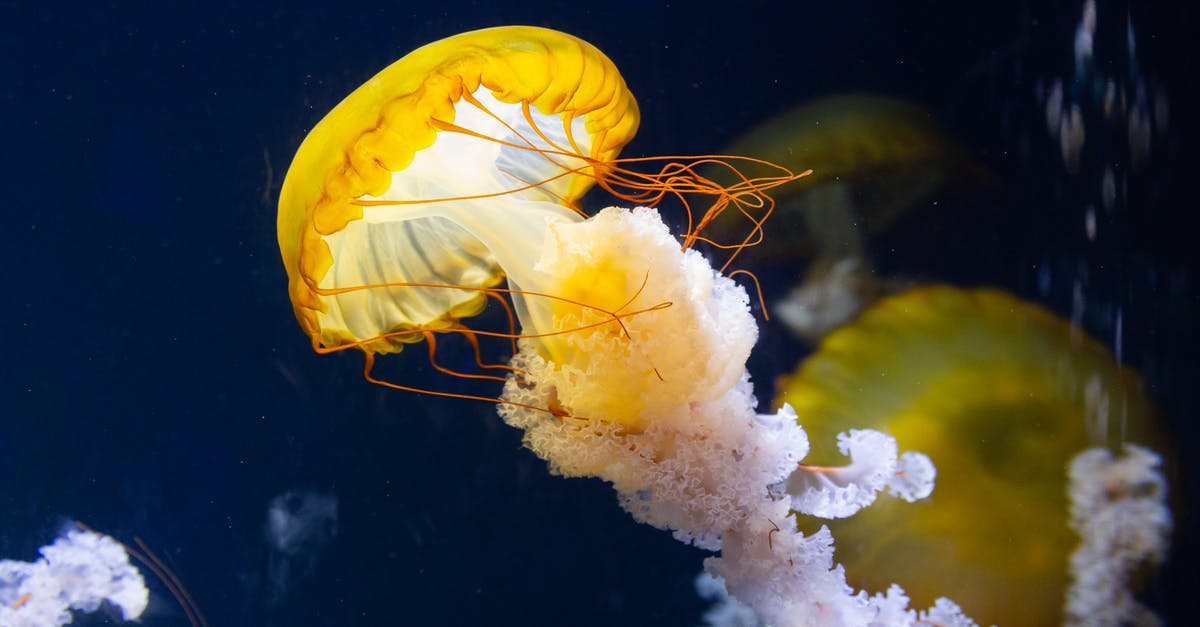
[0,528,148,627]
[496,207,970,626]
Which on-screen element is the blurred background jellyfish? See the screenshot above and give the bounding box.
[703,94,992,343]
[263,490,338,607]
[775,284,1172,626]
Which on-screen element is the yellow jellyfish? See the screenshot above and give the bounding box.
[776,284,1169,626]
[277,26,803,422]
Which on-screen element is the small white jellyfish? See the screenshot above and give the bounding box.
[0,528,148,627]
[263,490,338,606]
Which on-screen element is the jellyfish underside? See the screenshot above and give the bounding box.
[313,89,593,361]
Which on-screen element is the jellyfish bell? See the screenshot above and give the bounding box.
[278,26,639,361]
[775,284,1170,626]
[278,26,805,423]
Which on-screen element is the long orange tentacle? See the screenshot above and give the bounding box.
[362,353,583,421]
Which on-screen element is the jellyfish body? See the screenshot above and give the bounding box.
[776,285,1167,625]
[278,26,639,357]
[278,28,994,626]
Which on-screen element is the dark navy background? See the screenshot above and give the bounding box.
[2,2,1196,625]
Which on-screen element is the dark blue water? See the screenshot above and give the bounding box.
[3,2,1196,625]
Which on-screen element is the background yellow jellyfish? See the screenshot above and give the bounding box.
[706,94,986,261]
[776,284,1169,626]
[277,26,639,359]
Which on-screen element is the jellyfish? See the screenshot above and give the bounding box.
[0,528,148,626]
[775,284,1171,626]
[263,490,338,607]
[279,26,981,626]
[277,26,799,413]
